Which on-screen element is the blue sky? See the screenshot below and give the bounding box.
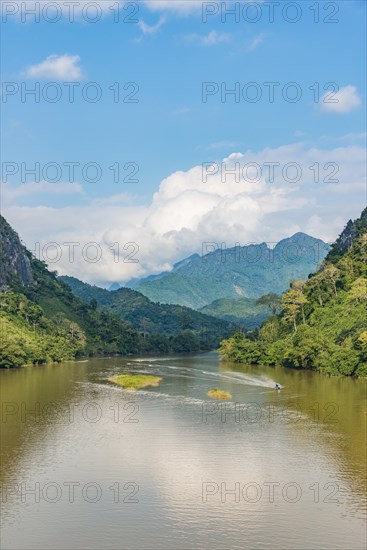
[1,0,366,285]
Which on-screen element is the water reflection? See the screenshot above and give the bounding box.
[0,353,366,549]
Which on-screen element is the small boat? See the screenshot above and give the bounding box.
[275,383,282,390]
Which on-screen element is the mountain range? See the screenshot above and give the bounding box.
[1,214,348,370]
[127,233,330,309]
[219,208,367,377]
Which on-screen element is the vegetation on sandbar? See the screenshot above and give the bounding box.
[207,388,232,400]
[109,373,162,391]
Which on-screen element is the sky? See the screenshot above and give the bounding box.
[1,0,366,286]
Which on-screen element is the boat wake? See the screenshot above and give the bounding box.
[125,361,278,389]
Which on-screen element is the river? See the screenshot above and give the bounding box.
[1,352,366,549]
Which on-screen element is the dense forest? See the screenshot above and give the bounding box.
[198,296,269,328]
[0,216,232,368]
[219,209,367,376]
[60,275,232,337]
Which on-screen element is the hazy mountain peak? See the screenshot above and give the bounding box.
[129,232,330,309]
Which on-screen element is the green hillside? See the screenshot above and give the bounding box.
[199,297,270,329]
[60,275,232,341]
[0,216,232,368]
[0,215,146,367]
[132,234,330,309]
[219,209,367,377]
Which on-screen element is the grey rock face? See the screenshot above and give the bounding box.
[0,215,34,291]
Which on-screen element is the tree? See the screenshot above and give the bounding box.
[139,317,152,339]
[259,316,281,343]
[0,341,28,368]
[316,346,360,376]
[256,293,281,315]
[179,312,195,330]
[356,331,367,361]
[89,298,98,311]
[321,263,340,296]
[283,325,325,370]
[218,332,262,364]
[292,281,307,323]
[347,278,367,303]
[338,256,355,286]
[172,330,199,352]
[307,273,325,306]
[281,285,307,332]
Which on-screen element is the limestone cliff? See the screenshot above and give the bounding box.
[0,215,34,291]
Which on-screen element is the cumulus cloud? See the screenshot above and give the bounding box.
[321,85,362,113]
[3,142,366,286]
[26,54,84,81]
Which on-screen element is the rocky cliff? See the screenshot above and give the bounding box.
[0,215,34,291]
[327,207,367,262]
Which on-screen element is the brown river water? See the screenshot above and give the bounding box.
[1,352,366,549]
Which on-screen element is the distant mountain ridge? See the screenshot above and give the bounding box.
[126,254,201,289]
[128,233,330,309]
[219,208,367,377]
[60,275,232,340]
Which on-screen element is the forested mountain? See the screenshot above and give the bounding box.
[130,234,330,309]
[0,216,232,368]
[219,208,367,377]
[126,254,201,289]
[199,297,269,329]
[60,275,232,339]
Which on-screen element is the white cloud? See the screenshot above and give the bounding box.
[143,0,206,14]
[206,141,243,150]
[185,30,230,46]
[138,16,166,35]
[26,54,84,81]
[3,142,366,285]
[143,0,253,15]
[318,132,367,144]
[11,0,230,19]
[9,1,250,21]
[321,85,362,114]
[248,33,264,51]
[337,132,366,141]
[11,1,122,18]
[2,181,83,202]
[170,106,192,116]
